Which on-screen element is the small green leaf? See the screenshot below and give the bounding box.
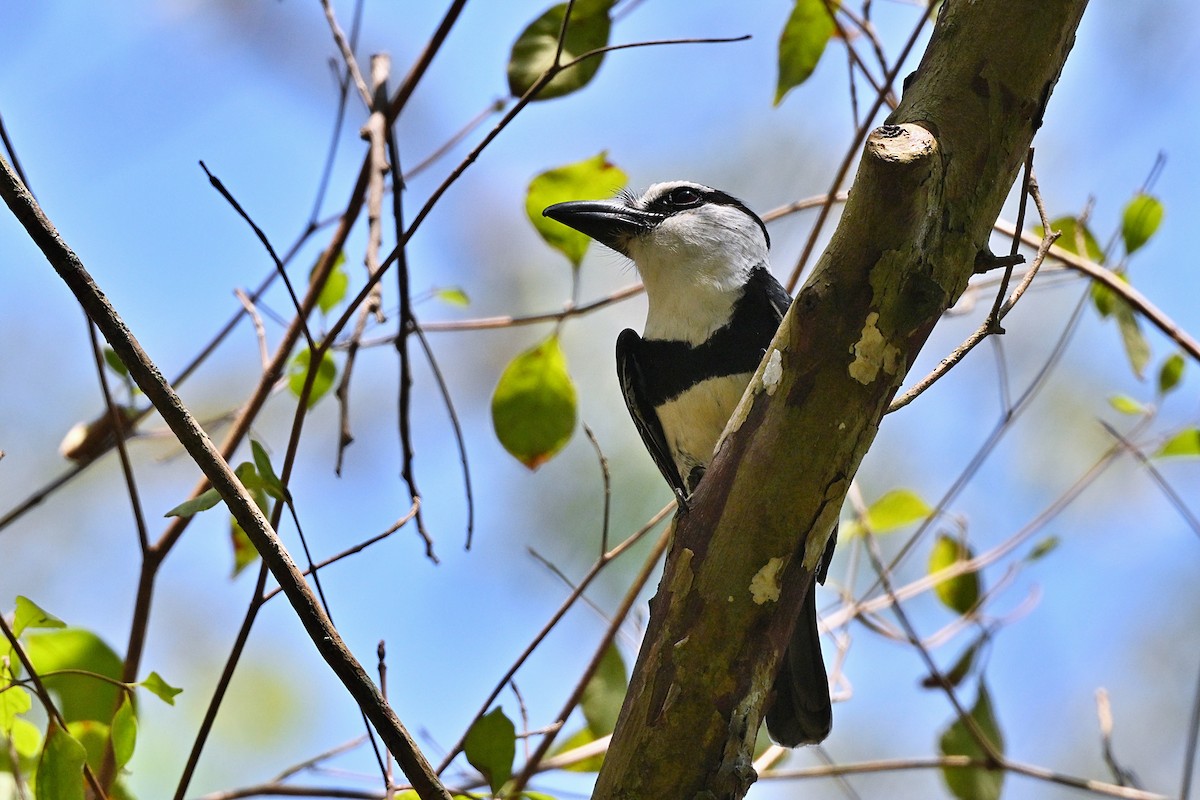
[1122,193,1164,255]
[922,636,985,690]
[939,682,1005,800]
[1039,216,1103,261]
[25,630,123,724]
[288,347,337,408]
[507,0,615,101]
[13,596,66,637]
[139,672,183,706]
[103,347,129,377]
[1158,353,1185,396]
[1090,280,1116,318]
[464,707,516,795]
[36,723,88,800]
[492,335,577,469]
[228,463,270,577]
[528,153,628,267]
[929,535,981,615]
[313,251,349,314]
[250,440,289,502]
[9,716,42,758]
[580,644,627,737]
[1026,536,1060,562]
[434,287,471,307]
[229,518,259,577]
[1,686,32,730]
[1114,302,1151,379]
[775,0,836,104]
[549,727,605,772]
[1156,428,1200,458]
[844,488,932,538]
[110,694,137,771]
[164,488,222,518]
[1107,394,1147,416]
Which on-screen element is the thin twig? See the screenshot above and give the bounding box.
[319,0,372,107]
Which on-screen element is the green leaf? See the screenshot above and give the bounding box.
[844,488,932,538]
[110,694,136,771]
[9,716,42,759]
[922,635,986,690]
[1122,193,1164,255]
[1114,302,1151,379]
[250,440,289,502]
[139,672,183,706]
[1107,394,1147,416]
[164,488,222,518]
[929,535,981,615]
[507,0,614,101]
[435,287,471,307]
[464,707,516,795]
[36,723,87,800]
[13,596,66,637]
[228,463,270,577]
[549,727,605,772]
[287,347,337,408]
[313,251,349,314]
[102,347,129,378]
[1039,215,1103,261]
[939,682,1005,800]
[1026,536,1060,563]
[229,518,259,577]
[1156,427,1200,458]
[527,153,628,267]
[1158,353,1185,396]
[492,335,577,469]
[775,0,836,104]
[24,630,123,724]
[580,644,627,737]
[1,686,32,731]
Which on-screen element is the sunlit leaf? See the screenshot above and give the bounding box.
[464,707,516,795]
[939,682,1005,800]
[1122,193,1164,255]
[1,686,32,730]
[250,440,289,503]
[549,727,605,772]
[102,347,129,378]
[1026,536,1060,562]
[288,347,337,407]
[1039,215,1103,261]
[1155,427,1200,458]
[843,488,932,538]
[229,462,271,577]
[25,630,123,724]
[492,335,577,469]
[139,672,183,706]
[1107,394,1147,416]
[111,694,137,771]
[1114,302,1151,379]
[507,0,614,101]
[929,535,981,615]
[13,596,66,637]
[313,251,349,314]
[36,723,87,800]
[1158,353,1185,396]
[435,287,470,307]
[163,488,222,518]
[775,0,836,105]
[9,716,42,759]
[581,644,627,737]
[528,153,627,267]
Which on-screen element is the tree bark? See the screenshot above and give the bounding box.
[592,1,1089,797]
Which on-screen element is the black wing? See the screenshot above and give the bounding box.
[616,328,689,501]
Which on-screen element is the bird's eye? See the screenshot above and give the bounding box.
[667,187,702,207]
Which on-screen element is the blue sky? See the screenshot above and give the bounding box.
[2,3,1199,799]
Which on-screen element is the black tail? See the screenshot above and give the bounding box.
[764,582,832,747]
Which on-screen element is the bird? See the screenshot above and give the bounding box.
[543,180,837,747]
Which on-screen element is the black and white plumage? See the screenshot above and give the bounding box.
[543,180,836,747]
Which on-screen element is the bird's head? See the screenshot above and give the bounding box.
[543,181,770,295]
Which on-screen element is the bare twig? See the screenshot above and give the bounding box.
[319,0,372,107]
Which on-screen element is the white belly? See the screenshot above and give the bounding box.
[654,372,753,487]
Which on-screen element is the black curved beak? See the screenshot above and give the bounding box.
[542,199,659,256]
